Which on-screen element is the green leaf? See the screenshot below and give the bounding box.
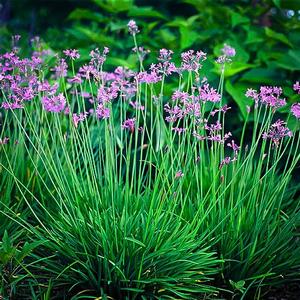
[128,6,166,19]
[0,231,16,264]
[16,240,45,261]
[179,27,199,49]
[93,0,134,13]
[125,237,145,247]
[241,68,284,85]
[265,28,292,47]
[166,17,189,28]
[275,50,300,71]
[2,230,12,253]
[273,0,281,8]
[225,81,253,119]
[68,8,104,22]
[214,62,255,77]
[106,56,135,68]
[236,280,246,289]
[245,29,264,45]
[280,0,300,9]
[231,11,249,28]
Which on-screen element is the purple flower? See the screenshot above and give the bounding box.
[293,81,300,94]
[42,93,66,113]
[0,137,9,145]
[180,50,207,72]
[172,91,189,103]
[175,170,184,178]
[1,100,23,110]
[79,64,97,80]
[260,86,286,108]
[52,58,68,78]
[164,104,185,123]
[97,86,118,103]
[132,46,150,61]
[73,112,88,127]
[222,44,236,57]
[246,86,286,108]
[96,104,110,119]
[291,103,300,119]
[90,47,109,68]
[198,84,221,103]
[68,75,82,84]
[205,120,222,132]
[262,119,292,147]
[210,105,231,116]
[158,49,173,62]
[130,101,144,111]
[136,71,162,84]
[219,157,231,169]
[122,118,136,132]
[227,140,240,155]
[128,20,139,35]
[172,127,186,134]
[193,131,206,141]
[63,49,80,60]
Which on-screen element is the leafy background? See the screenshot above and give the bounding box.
[0,0,300,119]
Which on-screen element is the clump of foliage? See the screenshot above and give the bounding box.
[0,21,300,299]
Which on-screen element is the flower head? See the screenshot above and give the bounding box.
[122,118,136,132]
[293,81,300,94]
[52,58,68,78]
[42,93,66,113]
[0,137,9,145]
[198,83,221,103]
[262,119,292,147]
[128,20,139,35]
[291,103,300,119]
[63,49,80,60]
[73,112,88,127]
[175,170,184,179]
[246,86,286,108]
[219,157,231,169]
[222,44,236,57]
[180,50,206,72]
[96,104,110,119]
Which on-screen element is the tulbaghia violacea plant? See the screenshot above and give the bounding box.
[0,22,300,300]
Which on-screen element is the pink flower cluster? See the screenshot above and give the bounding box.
[246,86,286,108]
[262,119,292,147]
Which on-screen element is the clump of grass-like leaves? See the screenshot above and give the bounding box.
[0,23,300,299]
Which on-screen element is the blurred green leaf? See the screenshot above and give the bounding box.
[273,0,281,8]
[128,6,166,20]
[241,68,283,85]
[67,26,116,46]
[245,29,264,45]
[93,0,134,13]
[265,28,292,47]
[179,27,199,49]
[275,50,300,70]
[107,56,136,68]
[68,8,104,22]
[280,0,300,9]
[225,81,253,119]
[214,62,255,77]
[230,11,249,28]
